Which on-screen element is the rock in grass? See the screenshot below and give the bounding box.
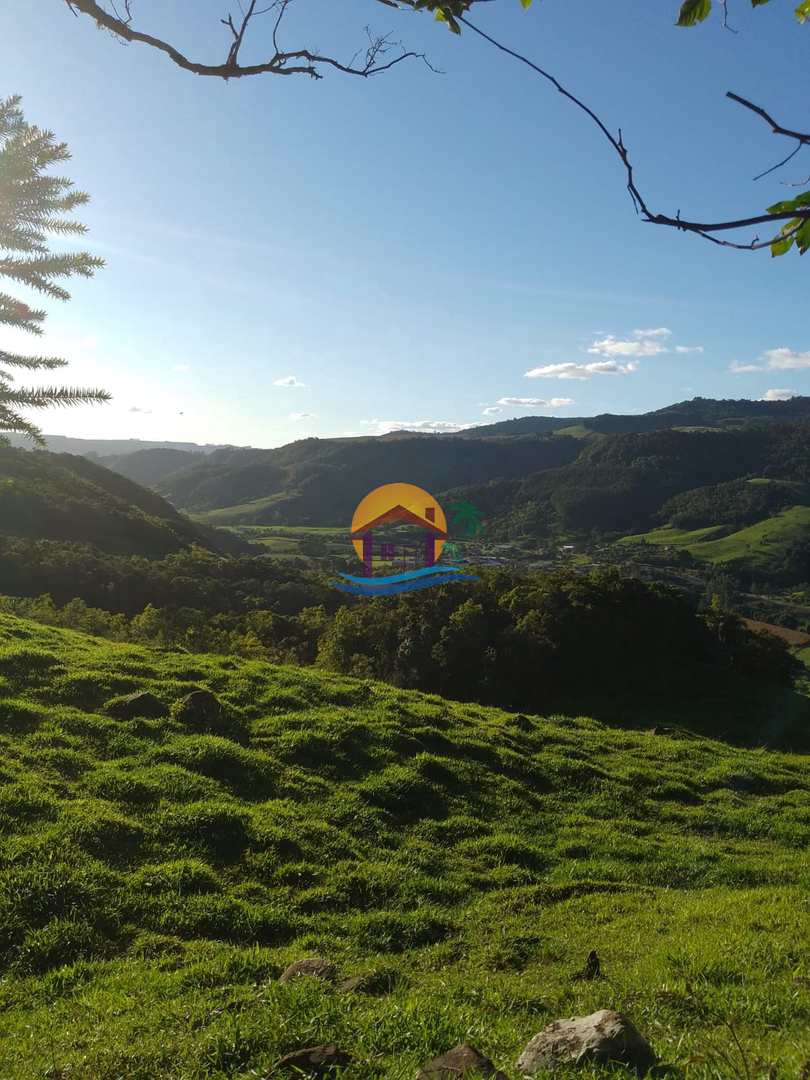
[105,691,167,719]
[516,1010,655,1076]
[511,713,534,732]
[278,956,337,984]
[172,688,248,741]
[274,1044,351,1074]
[570,949,601,981]
[416,1043,508,1078]
[174,689,223,727]
[337,969,397,995]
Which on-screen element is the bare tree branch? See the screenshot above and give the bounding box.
[457,13,810,252]
[725,92,810,147]
[63,0,435,80]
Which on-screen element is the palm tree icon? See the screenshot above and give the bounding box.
[448,499,484,538]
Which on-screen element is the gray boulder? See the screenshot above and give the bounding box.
[416,1043,508,1079]
[516,1010,655,1076]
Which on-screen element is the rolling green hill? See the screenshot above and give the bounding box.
[688,506,810,568]
[0,614,809,1077]
[623,507,810,578]
[150,410,810,552]
[91,447,205,487]
[156,434,582,523]
[0,448,248,557]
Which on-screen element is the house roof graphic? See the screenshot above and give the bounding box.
[350,503,448,539]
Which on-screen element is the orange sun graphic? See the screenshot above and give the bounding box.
[350,482,447,563]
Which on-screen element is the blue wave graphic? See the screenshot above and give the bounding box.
[334,572,479,597]
[338,565,463,586]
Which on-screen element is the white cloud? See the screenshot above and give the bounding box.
[730,347,810,374]
[634,327,672,339]
[289,411,316,420]
[482,406,502,415]
[761,388,799,401]
[497,396,575,407]
[525,361,638,380]
[273,375,306,387]
[361,418,476,435]
[524,329,699,384]
[128,406,152,414]
[588,336,663,358]
[588,328,671,359]
[587,327,706,361]
[763,347,810,370]
[173,363,191,373]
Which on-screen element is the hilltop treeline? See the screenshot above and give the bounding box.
[0,539,332,617]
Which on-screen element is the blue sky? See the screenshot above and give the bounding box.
[2,0,809,447]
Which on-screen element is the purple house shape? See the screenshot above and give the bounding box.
[350,503,448,577]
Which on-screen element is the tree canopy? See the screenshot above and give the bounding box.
[0,95,108,442]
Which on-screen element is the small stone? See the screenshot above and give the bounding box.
[516,1010,655,1076]
[105,691,167,720]
[416,1043,508,1079]
[274,1044,351,1074]
[278,957,337,984]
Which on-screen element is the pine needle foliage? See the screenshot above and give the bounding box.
[0,94,109,443]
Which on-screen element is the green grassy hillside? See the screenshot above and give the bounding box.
[622,506,810,579]
[0,448,249,556]
[618,524,731,549]
[1,614,809,1077]
[688,506,810,568]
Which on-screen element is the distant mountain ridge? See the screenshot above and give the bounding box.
[6,434,235,457]
[90,447,206,487]
[156,434,583,523]
[143,397,810,529]
[11,399,810,552]
[466,395,810,437]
